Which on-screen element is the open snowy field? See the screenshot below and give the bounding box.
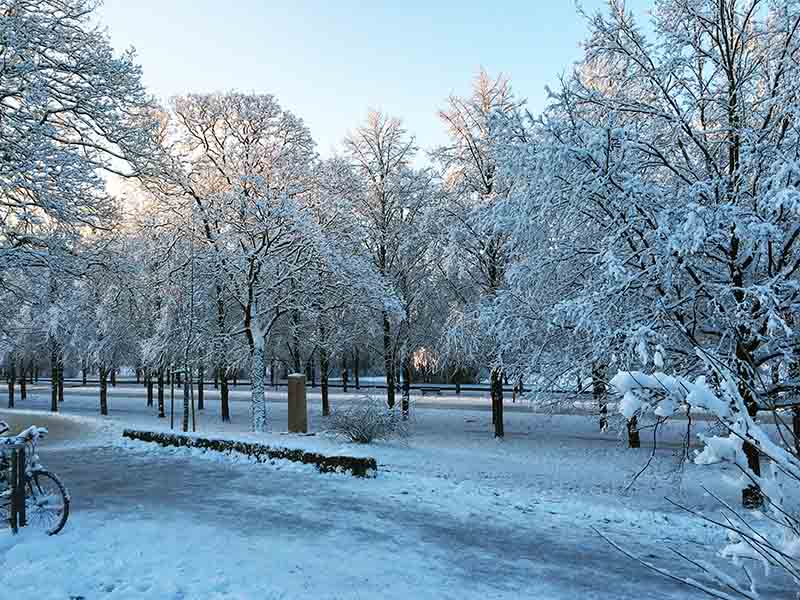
[0,386,793,599]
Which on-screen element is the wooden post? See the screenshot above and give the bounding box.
[15,446,25,528]
[8,444,27,533]
[9,447,20,533]
[288,373,308,433]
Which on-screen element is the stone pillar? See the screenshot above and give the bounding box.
[288,373,307,433]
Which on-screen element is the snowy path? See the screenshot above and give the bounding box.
[27,442,687,600]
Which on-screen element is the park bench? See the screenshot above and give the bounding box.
[420,387,442,396]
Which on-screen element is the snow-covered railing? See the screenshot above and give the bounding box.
[122,429,378,478]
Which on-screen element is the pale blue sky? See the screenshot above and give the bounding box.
[98,1,651,157]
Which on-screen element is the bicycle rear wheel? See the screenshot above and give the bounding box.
[25,470,69,535]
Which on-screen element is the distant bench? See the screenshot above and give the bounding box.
[419,387,442,396]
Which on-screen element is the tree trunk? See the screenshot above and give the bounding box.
[320,347,330,417]
[593,362,608,431]
[250,339,266,432]
[737,342,762,509]
[402,355,411,419]
[491,367,504,438]
[793,406,800,457]
[7,357,15,408]
[170,371,175,429]
[627,416,640,448]
[220,366,230,422]
[382,312,395,408]
[19,362,26,401]
[197,365,204,410]
[214,368,218,389]
[99,365,108,416]
[82,361,87,386]
[182,368,190,433]
[49,347,58,413]
[146,370,154,407]
[354,347,360,390]
[58,359,64,403]
[157,368,165,418]
[110,368,116,387]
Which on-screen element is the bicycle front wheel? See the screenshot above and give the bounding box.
[25,470,69,535]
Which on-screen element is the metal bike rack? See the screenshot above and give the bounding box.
[3,441,26,533]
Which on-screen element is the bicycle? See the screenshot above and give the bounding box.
[0,420,70,535]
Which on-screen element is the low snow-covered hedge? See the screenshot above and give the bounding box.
[122,429,378,478]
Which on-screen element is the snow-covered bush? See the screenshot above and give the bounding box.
[328,397,409,444]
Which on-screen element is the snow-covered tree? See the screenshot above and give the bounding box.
[0,0,158,276]
[433,70,521,436]
[344,111,434,410]
[493,0,800,594]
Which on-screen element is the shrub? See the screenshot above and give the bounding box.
[328,397,408,444]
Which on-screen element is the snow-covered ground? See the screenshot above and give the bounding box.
[0,385,792,599]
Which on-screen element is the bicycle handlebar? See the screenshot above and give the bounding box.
[0,425,48,445]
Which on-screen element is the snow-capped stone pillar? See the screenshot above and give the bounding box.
[288,373,307,433]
